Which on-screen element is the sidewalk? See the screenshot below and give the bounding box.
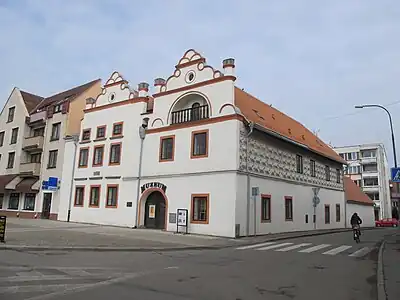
[381,231,400,300]
[0,218,375,252]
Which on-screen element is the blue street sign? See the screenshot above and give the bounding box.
[42,180,49,190]
[48,177,58,187]
[392,168,400,183]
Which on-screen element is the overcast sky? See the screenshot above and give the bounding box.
[0,0,399,167]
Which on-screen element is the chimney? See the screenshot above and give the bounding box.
[138,82,149,97]
[154,78,166,93]
[222,58,235,76]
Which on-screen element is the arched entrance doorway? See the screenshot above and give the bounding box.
[144,191,166,229]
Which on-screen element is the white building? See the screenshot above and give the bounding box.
[59,49,349,237]
[0,81,101,219]
[334,143,391,220]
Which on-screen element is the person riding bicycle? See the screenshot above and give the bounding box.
[350,213,362,235]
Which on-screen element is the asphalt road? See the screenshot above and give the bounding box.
[0,228,397,300]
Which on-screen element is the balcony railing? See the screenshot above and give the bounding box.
[171,105,209,125]
[22,135,44,151]
[19,162,41,177]
[28,110,47,124]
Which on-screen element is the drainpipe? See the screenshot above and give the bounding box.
[135,118,149,228]
[66,134,79,222]
[246,122,254,236]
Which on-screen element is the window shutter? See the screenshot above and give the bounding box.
[62,101,70,114]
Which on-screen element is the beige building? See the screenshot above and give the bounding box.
[0,80,101,219]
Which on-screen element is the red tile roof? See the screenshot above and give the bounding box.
[344,176,374,206]
[234,87,345,164]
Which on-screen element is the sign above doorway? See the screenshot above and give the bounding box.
[141,182,167,194]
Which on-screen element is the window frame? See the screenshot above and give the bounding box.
[81,128,91,141]
[261,194,271,222]
[92,145,105,167]
[296,154,303,174]
[310,159,316,177]
[325,165,331,181]
[74,186,85,207]
[191,129,209,159]
[112,122,124,138]
[0,131,4,147]
[7,106,15,123]
[50,122,61,141]
[325,204,330,224]
[23,193,36,211]
[89,185,101,208]
[191,193,209,224]
[10,127,18,144]
[7,151,15,169]
[336,204,341,222]
[284,196,293,221]
[8,192,19,210]
[336,168,341,183]
[109,142,122,165]
[106,184,118,208]
[47,150,58,169]
[96,125,107,139]
[159,135,175,162]
[78,147,89,168]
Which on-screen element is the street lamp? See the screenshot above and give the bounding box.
[65,134,79,222]
[355,104,398,168]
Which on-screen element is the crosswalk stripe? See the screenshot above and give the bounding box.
[322,245,352,255]
[0,284,87,294]
[298,244,331,253]
[236,242,277,250]
[348,247,373,257]
[256,242,293,251]
[275,243,312,252]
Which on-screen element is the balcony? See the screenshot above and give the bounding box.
[27,110,47,125]
[19,162,41,177]
[171,105,209,125]
[361,156,377,164]
[22,135,44,152]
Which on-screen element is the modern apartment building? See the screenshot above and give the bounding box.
[0,80,102,219]
[389,181,399,219]
[58,49,352,238]
[334,143,391,220]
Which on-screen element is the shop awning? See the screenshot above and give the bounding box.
[0,174,19,193]
[14,178,39,193]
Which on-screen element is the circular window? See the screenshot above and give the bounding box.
[185,71,195,83]
[109,93,115,102]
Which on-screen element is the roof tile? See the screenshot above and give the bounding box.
[344,176,374,206]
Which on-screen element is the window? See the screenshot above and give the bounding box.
[82,129,91,141]
[30,153,41,163]
[106,185,118,208]
[50,123,61,141]
[296,155,303,173]
[0,194,3,209]
[336,168,341,183]
[7,107,15,122]
[261,194,271,222]
[0,131,4,146]
[325,205,330,224]
[7,152,15,169]
[191,130,208,158]
[33,127,44,137]
[96,125,106,139]
[93,145,104,166]
[10,128,18,144]
[109,143,121,165]
[8,193,19,210]
[336,204,340,222]
[53,104,61,113]
[310,160,316,177]
[364,177,379,187]
[24,193,36,211]
[325,165,330,181]
[191,102,201,121]
[89,186,100,207]
[48,150,58,168]
[78,148,89,167]
[74,186,85,206]
[285,196,293,221]
[361,150,376,158]
[159,136,174,162]
[112,122,123,137]
[191,194,209,223]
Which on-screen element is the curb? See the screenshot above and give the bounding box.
[377,240,387,300]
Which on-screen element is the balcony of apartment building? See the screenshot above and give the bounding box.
[362,162,378,177]
[362,177,379,192]
[22,121,46,152]
[19,152,42,177]
[170,94,210,125]
[360,149,377,164]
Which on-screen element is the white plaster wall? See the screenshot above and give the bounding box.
[142,119,239,176]
[236,174,346,236]
[346,203,375,228]
[0,88,29,175]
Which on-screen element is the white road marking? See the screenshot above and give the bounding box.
[0,284,87,295]
[298,244,331,253]
[60,269,92,277]
[0,275,73,283]
[275,243,312,252]
[236,242,277,250]
[322,245,353,255]
[349,247,373,257]
[256,242,293,251]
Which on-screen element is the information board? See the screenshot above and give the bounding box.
[0,216,6,243]
[176,209,188,234]
[149,205,156,219]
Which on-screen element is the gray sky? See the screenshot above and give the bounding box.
[0,0,399,167]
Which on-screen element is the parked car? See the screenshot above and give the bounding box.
[375,218,399,227]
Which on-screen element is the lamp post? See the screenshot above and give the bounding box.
[65,134,79,222]
[355,104,397,168]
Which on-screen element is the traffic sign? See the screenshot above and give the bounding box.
[391,168,400,183]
